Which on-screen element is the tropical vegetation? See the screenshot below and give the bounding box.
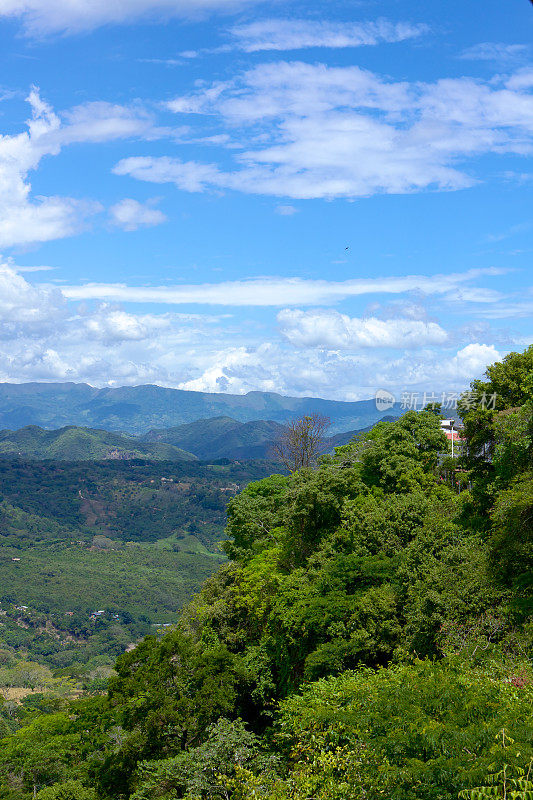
[0,345,531,800]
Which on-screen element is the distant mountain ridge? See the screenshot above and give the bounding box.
[0,382,401,435]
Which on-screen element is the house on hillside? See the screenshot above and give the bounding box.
[440,419,464,456]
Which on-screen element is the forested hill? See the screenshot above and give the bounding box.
[0,425,196,461]
[0,420,367,462]
[0,457,278,689]
[141,417,287,460]
[0,345,531,800]
[140,417,363,460]
[0,382,402,434]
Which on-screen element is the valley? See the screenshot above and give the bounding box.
[0,456,279,679]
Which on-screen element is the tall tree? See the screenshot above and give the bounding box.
[273,414,330,473]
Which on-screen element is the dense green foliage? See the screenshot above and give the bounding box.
[0,457,277,547]
[268,661,533,800]
[0,348,532,800]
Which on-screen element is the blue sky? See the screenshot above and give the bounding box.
[0,0,531,400]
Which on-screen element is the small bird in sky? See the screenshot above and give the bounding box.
[345,246,350,251]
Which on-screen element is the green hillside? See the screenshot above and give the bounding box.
[0,425,196,462]
[0,458,279,547]
[142,416,364,460]
[142,417,287,460]
[0,535,220,619]
[0,457,278,677]
[1,347,531,800]
[0,420,367,463]
[0,497,222,676]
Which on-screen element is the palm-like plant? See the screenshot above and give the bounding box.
[460,731,533,800]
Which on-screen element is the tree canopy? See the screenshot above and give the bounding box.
[1,346,533,800]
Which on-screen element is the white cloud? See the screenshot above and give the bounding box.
[459,43,529,64]
[173,341,504,399]
[0,332,504,398]
[0,262,514,400]
[59,101,168,144]
[228,18,428,52]
[0,262,232,386]
[109,198,167,231]
[506,69,533,92]
[16,265,55,273]
[275,204,298,215]
[0,88,100,248]
[278,308,448,349]
[59,268,506,306]
[113,155,223,192]
[0,88,171,248]
[0,0,267,36]
[443,343,502,380]
[0,258,66,334]
[82,307,171,342]
[471,297,533,319]
[502,170,533,184]
[117,62,533,200]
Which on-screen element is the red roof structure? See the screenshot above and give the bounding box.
[443,429,463,441]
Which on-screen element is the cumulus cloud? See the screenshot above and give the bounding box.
[0,88,170,248]
[0,332,504,398]
[60,268,506,306]
[0,262,229,386]
[0,258,66,335]
[278,309,448,349]
[440,343,502,381]
[228,18,428,52]
[0,89,100,248]
[0,0,267,36]
[82,307,171,342]
[114,62,533,200]
[0,261,518,401]
[109,198,167,231]
[174,341,504,399]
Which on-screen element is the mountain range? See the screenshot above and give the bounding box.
[0,382,401,435]
[141,416,370,461]
[0,417,370,462]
